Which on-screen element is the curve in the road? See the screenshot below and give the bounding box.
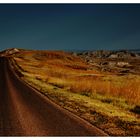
[0,57,108,136]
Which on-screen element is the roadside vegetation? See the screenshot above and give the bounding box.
[11,50,140,136]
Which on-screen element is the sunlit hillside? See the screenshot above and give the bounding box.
[11,49,140,136]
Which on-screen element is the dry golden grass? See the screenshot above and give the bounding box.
[14,50,140,105]
[13,50,140,136]
[68,77,140,105]
[43,73,140,105]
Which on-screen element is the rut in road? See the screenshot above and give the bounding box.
[0,57,108,136]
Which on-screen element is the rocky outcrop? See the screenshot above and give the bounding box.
[76,50,140,59]
[73,50,140,74]
[0,48,20,57]
[109,51,139,59]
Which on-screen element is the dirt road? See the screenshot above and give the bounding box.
[0,57,108,136]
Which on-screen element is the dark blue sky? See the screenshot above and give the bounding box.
[0,4,140,51]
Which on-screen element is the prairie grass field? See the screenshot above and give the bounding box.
[12,50,140,136]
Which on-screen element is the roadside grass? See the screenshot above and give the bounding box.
[12,51,140,136]
[16,61,140,105]
[23,74,140,136]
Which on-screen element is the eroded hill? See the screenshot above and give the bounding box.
[74,50,140,75]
